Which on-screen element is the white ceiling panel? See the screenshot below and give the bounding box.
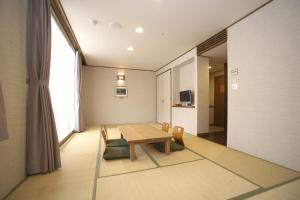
[61,0,270,70]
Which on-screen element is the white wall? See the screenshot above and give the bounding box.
[0,0,27,198]
[172,107,197,134]
[156,48,197,75]
[227,0,300,171]
[172,58,195,104]
[83,67,156,125]
[156,48,209,135]
[197,56,209,134]
[179,61,194,92]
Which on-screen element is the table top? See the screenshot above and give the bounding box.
[119,124,172,143]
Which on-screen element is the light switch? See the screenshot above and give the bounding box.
[231,78,239,90]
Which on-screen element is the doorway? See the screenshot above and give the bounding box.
[198,43,228,146]
[214,75,225,127]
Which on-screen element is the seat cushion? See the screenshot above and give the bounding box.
[103,146,130,160]
[106,138,129,147]
[153,141,185,153]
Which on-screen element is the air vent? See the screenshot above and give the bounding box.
[197,29,227,55]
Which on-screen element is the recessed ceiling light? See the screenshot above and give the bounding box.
[89,19,98,25]
[127,46,134,51]
[110,22,122,30]
[135,27,144,34]
[208,66,212,69]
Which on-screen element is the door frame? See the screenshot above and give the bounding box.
[224,63,228,135]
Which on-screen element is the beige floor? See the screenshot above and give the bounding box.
[247,179,300,200]
[152,123,300,188]
[97,160,258,200]
[183,134,300,188]
[7,127,100,200]
[6,124,300,200]
[99,144,157,177]
[143,144,202,166]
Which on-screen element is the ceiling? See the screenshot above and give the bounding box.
[61,0,269,70]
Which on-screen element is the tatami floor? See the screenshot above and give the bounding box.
[7,124,300,200]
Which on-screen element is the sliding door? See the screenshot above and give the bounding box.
[156,71,171,124]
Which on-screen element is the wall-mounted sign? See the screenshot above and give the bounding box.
[231,78,239,90]
[231,68,238,76]
[231,68,239,90]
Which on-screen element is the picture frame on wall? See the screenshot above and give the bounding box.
[115,86,128,97]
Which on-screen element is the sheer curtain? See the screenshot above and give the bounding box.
[49,16,76,142]
[74,51,85,132]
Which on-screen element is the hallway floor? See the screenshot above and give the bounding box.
[198,125,227,145]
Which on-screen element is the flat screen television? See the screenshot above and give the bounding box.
[180,90,192,104]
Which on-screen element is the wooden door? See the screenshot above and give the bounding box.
[214,75,225,127]
[156,71,171,124]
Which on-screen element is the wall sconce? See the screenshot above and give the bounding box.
[117,74,125,81]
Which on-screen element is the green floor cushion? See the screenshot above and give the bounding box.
[153,141,185,153]
[103,146,130,160]
[106,138,129,147]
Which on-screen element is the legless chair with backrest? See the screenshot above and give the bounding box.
[101,126,130,160]
[102,126,128,147]
[162,122,169,133]
[172,126,185,146]
[103,125,109,139]
[153,125,185,153]
[101,129,108,144]
[149,122,170,145]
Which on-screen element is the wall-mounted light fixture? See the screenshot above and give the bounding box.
[117,74,125,81]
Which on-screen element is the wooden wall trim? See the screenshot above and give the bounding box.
[50,0,87,65]
[85,65,155,72]
[196,29,227,55]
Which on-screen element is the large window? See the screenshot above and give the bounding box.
[49,16,76,142]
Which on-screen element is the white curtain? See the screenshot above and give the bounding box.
[49,16,76,142]
[74,51,85,132]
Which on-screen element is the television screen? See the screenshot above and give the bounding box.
[180,90,191,103]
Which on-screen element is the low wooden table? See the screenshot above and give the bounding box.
[119,124,173,161]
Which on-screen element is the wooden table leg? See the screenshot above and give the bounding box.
[130,143,135,161]
[165,139,171,155]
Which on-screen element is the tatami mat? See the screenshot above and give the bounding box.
[247,179,300,200]
[183,135,300,188]
[143,144,202,166]
[151,123,300,188]
[7,127,100,200]
[99,127,157,177]
[97,159,258,200]
[212,148,300,188]
[99,144,157,177]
